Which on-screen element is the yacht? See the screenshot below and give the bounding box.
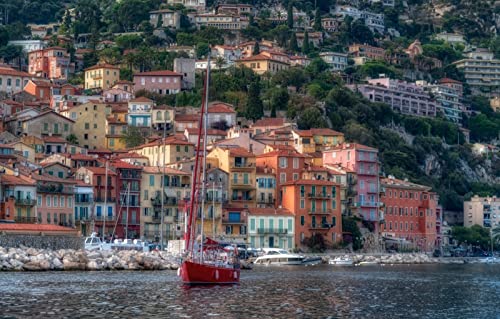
[253,248,322,266]
[329,256,354,266]
[84,233,154,252]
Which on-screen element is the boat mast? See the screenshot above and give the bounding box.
[199,54,211,261]
[102,160,108,242]
[125,181,131,239]
[185,53,211,256]
[160,116,167,250]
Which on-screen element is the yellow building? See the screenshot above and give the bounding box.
[292,128,345,154]
[105,103,128,151]
[131,136,195,166]
[140,166,191,243]
[207,145,256,242]
[61,102,111,150]
[84,63,120,90]
[236,53,290,75]
[8,141,36,163]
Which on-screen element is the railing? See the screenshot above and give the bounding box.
[95,197,116,202]
[120,201,140,207]
[205,196,227,203]
[120,173,141,179]
[94,216,116,222]
[308,193,331,199]
[231,197,253,202]
[14,216,38,224]
[308,224,331,230]
[37,184,74,194]
[91,73,102,79]
[151,197,179,206]
[15,198,36,206]
[257,198,275,204]
[257,228,287,234]
[222,217,245,224]
[230,162,253,169]
[75,199,93,204]
[232,180,255,188]
[357,201,381,207]
[308,209,333,215]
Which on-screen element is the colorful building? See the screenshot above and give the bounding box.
[323,143,381,225]
[133,70,182,95]
[28,47,73,80]
[237,53,290,75]
[380,176,439,251]
[84,63,120,91]
[128,97,154,128]
[281,180,342,249]
[0,174,37,223]
[131,136,195,166]
[246,207,295,249]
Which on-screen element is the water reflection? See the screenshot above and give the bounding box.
[0,265,499,318]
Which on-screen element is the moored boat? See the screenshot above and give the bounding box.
[253,248,322,266]
[329,256,354,266]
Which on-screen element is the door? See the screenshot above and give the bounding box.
[269,236,274,248]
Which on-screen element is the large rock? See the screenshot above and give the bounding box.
[23,261,44,271]
[52,258,63,270]
[63,260,86,271]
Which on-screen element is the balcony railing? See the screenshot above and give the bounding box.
[232,180,255,188]
[357,201,381,208]
[257,228,288,234]
[257,198,275,204]
[151,196,179,206]
[230,162,253,169]
[15,198,36,206]
[308,209,333,215]
[37,184,74,194]
[14,216,38,224]
[94,215,116,222]
[95,197,116,203]
[308,193,331,199]
[222,216,245,224]
[231,197,253,202]
[308,224,331,230]
[120,173,141,179]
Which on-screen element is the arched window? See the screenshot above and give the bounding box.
[156,111,162,120]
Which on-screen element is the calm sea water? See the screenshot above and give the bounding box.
[0,265,499,318]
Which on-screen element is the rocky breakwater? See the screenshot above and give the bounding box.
[326,253,472,265]
[0,246,181,271]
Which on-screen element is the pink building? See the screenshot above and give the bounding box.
[323,143,381,226]
[28,47,74,80]
[133,70,182,95]
[355,78,437,117]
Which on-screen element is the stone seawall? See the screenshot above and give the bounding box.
[323,253,499,265]
[0,247,180,271]
[0,234,83,250]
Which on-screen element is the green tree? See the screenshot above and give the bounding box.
[302,31,310,54]
[115,34,143,50]
[120,126,146,148]
[246,81,264,121]
[297,107,327,129]
[253,41,260,55]
[289,32,299,52]
[342,217,363,251]
[269,87,289,112]
[287,2,294,29]
[314,9,322,32]
[196,42,210,58]
[451,225,491,251]
[66,134,79,145]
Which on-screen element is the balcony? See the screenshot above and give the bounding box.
[95,197,116,203]
[15,198,36,206]
[257,198,275,205]
[231,196,253,202]
[151,196,179,206]
[357,201,381,208]
[232,181,255,189]
[257,228,288,234]
[120,201,140,207]
[120,173,141,179]
[94,215,116,222]
[91,73,102,80]
[222,215,245,224]
[37,184,74,194]
[205,196,227,203]
[308,193,331,199]
[308,209,333,215]
[230,162,254,170]
[308,224,331,230]
[14,216,38,224]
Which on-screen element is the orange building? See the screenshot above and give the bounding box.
[380,176,439,252]
[28,47,74,80]
[256,149,309,207]
[281,180,342,249]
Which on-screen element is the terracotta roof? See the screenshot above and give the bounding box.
[0,174,35,186]
[70,154,98,161]
[0,224,78,233]
[227,146,254,157]
[175,114,200,122]
[136,136,194,148]
[256,166,275,175]
[110,160,143,170]
[84,166,117,175]
[40,161,70,169]
[115,152,148,159]
[257,149,307,158]
[185,128,226,135]
[327,143,378,152]
[282,179,339,186]
[252,118,286,127]
[154,104,174,110]
[21,110,75,124]
[114,80,134,85]
[238,53,288,63]
[31,173,76,184]
[0,144,14,149]
[0,66,31,77]
[381,177,431,191]
[129,96,153,103]
[207,102,235,113]
[245,207,293,216]
[142,166,190,175]
[31,80,52,87]
[439,78,462,85]
[85,63,120,71]
[310,128,344,136]
[43,136,67,143]
[134,70,181,76]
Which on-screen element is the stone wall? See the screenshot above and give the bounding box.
[0,234,83,250]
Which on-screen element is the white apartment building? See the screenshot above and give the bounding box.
[319,52,348,71]
[464,196,500,228]
[453,49,500,97]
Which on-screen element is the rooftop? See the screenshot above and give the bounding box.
[245,207,293,216]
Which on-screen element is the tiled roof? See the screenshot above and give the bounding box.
[257,149,307,158]
[0,224,78,233]
[84,166,117,175]
[70,154,98,161]
[31,173,76,184]
[85,63,120,71]
[134,70,181,76]
[381,177,431,191]
[238,53,287,63]
[294,128,344,137]
[129,96,153,103]
[252,118,286,127]
[228,146,254,157]
[185,128,226,135]
[439,78,462,84]
[0,174,35,186]
[43,136,67,143]
[110,160,143,170]
[175,114,200,122]
[245,207,293,216]
[207,102,235,113]
[0,66,31,77]
[142,166,190,175]
[327,143,378,152]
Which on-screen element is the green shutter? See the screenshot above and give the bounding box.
[250,219,255,231]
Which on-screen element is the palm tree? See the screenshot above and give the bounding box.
[215,57,226,71]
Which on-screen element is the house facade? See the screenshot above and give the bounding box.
[133,70,182,95]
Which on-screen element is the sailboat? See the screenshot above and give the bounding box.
[178,55,240,285]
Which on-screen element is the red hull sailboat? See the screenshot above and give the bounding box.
[179,55,240,285]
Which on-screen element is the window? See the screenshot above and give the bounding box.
[176,145,180,152]
[300,216,305,226]
[300,185,305,198]
[60,196,65,207]
[64,124,69,132]
[37,195,42,206]
[293,173,299,180]
[250,219,255,231]
[300,199,305,209]
[360,180,365,189]
[53,196,58,207]
[293,158,299,169]
[279,157,287,168]
[47,213,51,224]
[280,173,286,183]
[85,123,90,129]
[47,196,51,207]
[68,197,72,208]
[184,146,188,152]
[331,216,336,227]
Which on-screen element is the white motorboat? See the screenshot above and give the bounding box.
[329,256,354,266]
[356,261,379,266]
[84,233,154,252]
[253,248,322,266]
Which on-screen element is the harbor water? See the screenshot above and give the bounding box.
[0,264,499,318]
